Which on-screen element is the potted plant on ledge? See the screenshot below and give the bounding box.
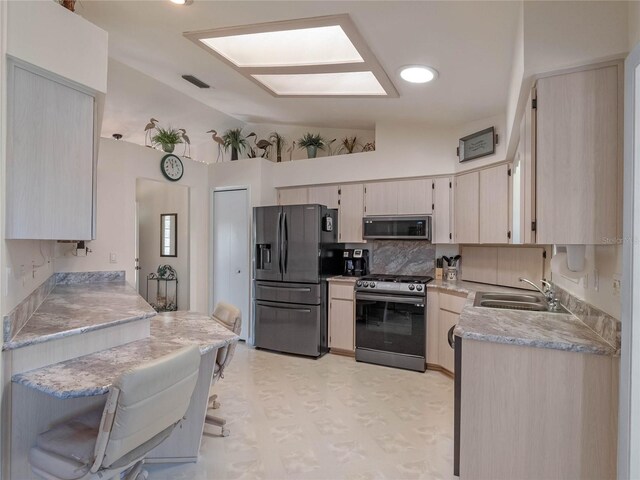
[297,133,326,159]
[151,127,183,153]
[222,128,248,161]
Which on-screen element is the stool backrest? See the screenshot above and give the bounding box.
[211,302,242,377]
[93,345,201,470]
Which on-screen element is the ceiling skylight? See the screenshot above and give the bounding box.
[184,15,398,98]
[200,26,364,68]
[252,72,386,96]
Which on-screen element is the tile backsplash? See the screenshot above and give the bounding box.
[370,241,435,276]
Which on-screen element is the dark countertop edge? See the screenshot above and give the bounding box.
[2,311,156,351]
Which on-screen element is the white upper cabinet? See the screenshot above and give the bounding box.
[338,184,365,243]
[277,187,308,205]
[365,179,433,216]
[6,62,96,240]
[479,164,510,244]
[454,171,480,244]
[364,182,397,216]
[535,64,620,245]
[433,177,453,244]
[308,185,339,209]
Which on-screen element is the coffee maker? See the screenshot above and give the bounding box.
[343,249,369,277]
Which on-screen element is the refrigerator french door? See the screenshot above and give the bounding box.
[253,204,339,357]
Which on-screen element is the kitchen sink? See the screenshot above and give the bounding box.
[473,291,570,314]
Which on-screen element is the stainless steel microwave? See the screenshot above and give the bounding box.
[362,216,432,241]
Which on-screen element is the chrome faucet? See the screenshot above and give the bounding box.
[518,278,561,311]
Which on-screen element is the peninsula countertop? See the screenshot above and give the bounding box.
[12,311,239,399]
[3,281,157,351]
[428,279,616,356]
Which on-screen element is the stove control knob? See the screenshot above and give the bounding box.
[369,282,376,288]
[356,281,362,287]
[408,284,415,291]
[363,282,369,287]
[416,284,423,292]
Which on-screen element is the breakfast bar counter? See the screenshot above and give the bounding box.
[12,311,239,398]
[7,310,239,479]
[4,281,156,351]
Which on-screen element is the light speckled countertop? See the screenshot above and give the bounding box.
[428,279,616,356]
[328,276,360,282]
[3,282,156,351]
[12,311,239,398]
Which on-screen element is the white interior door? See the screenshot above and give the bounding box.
[213,188,250,341]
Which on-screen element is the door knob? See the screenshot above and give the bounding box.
[237,269,241,273]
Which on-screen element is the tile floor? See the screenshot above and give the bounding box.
[146,343,455,480]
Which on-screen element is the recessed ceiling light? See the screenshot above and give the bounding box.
[170,0,193,5]
[252,71,386,96]
[399,65,438,84]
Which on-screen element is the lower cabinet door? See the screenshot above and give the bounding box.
[329,298,355,352]
[438,309,458,373]
[427,291,440,365]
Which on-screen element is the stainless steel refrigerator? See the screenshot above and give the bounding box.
[253,204,340,357]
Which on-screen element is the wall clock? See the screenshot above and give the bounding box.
[160,153,184,181]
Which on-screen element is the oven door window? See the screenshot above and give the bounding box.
[355,295,425,357]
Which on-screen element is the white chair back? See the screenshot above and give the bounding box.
[212,302,242,378]
[94,345,201,469]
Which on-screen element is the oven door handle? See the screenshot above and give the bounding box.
[356,293,425,305]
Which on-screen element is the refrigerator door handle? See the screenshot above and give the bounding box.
[277,211,283,275]
[257,303,311,314]
[283,212,289,274]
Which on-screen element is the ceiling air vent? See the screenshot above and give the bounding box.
[182,75,210,89]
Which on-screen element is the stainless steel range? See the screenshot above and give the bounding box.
[355,274,433,372]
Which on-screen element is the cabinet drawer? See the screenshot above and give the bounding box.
[329,283,355,300]
[439,292,467,314]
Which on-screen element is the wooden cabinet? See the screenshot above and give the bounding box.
[278,187,308,205]
[459,339,617,479]
[308,185,339,209]
[427,290,466,374]
[535,64,620,245]
[479,164,510,244]
[328,280,356,353]
[512,91,537,244]
[338,184,365,243]
[426,291,440,365]
[433,177,453,244]
[364,181,397,216]
[397,178,432,215]
[365,179,432,216]
[6,61,96,240]
[454,171,479,244]
[438,309,458,373]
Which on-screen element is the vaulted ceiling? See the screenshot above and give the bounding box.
[79,1,521,130]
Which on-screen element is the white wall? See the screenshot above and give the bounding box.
[552,245,622,319]
[630,0,640,51]
[55,139,211,312]
[7,1,108,93]
[209,158,276,207]
[101,59,243,164]
[136,179,189,310]
[260,121,458,189]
